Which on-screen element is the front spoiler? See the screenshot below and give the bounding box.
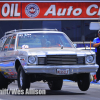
[23,64,99,75]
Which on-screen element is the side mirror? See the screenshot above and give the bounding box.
[73,44,77,47]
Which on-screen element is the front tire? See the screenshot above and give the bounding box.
[77,73,90,91]
[17,66,30,91]
[48,79,63,90]
[0,72,9,89]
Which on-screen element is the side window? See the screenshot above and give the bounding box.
[2,36,12,51]
[0,37,7,51]
[0,39,3,51]
[9,35,16,50]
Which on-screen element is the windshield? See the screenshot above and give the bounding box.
[16,33,74,49]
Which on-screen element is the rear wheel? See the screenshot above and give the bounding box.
[48,79,63,90]
[0,72,9,89]
[77,73,90,91]
[17,66,30,91]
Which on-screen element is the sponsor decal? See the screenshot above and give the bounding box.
[25,3,40,18]
[4,72,9,75]
[22,45,29,49]
[8,72,14,75]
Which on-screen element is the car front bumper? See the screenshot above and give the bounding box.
[23,64,99,75]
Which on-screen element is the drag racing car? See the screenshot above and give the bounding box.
[0,29,98,91]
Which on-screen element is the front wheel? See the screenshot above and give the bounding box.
[77,73,90,91]
[48,79,63,90]
[17,66,30,91]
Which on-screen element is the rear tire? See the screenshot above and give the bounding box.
[0,72,8,89]
[48,79,63,90]
[77,73,90,91]
[17,66,30,91]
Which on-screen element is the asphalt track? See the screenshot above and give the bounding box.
[0,80,100,100]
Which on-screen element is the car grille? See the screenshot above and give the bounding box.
[38,55,85,65]
[46,55,85,65]
[77,57,85,65]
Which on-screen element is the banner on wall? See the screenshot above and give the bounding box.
[0,1,100,20]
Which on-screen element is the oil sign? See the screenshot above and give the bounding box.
[0,2,100,20]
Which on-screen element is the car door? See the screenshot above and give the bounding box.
[6,35,17,78]
[0,36,7,73]
[0,35,17,79]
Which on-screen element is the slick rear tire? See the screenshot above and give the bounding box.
[0,72,8,89]
[17,66,30,91]
[77,73,90,91]
[48,79,63,90]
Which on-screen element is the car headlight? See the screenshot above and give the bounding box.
[28,56,36,64]
[86,55,94,63]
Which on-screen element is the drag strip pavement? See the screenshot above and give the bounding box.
[0,81,100,100]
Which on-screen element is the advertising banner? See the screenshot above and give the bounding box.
[0,1,100,20]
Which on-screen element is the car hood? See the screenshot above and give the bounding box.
[18,48,95,57]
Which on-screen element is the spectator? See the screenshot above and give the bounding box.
[93,30,100,83]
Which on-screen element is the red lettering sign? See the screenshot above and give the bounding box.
[0,2,100,20]
[0,2,21,19]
